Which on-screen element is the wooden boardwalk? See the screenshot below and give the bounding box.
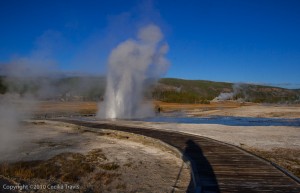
[58,119,300,193]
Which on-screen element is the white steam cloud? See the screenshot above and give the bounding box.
[97,24,169,119]
[214,83,247,101]
[0,31,60,155]
[0,95,36,156]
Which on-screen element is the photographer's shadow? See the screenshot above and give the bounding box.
[183,139,220,193]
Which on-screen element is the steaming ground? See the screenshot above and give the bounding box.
[0,121,190,193]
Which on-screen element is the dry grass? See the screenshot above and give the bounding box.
[14,169,34,179]
[86,149,107,163]
[93,172,120,185]
[116,183,126,190]
[154,100,252,112]
[123,162,133,168]
[99,163,120,171]
[0,161,42,179]
[36,101,97,115]
[35,100,252,115]
[0,149,120,184]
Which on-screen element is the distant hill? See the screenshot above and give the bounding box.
[1,76,299,103]
[0,76,105,101]
[153,78,300,104]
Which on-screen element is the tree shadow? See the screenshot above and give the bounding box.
[183,139,220,193]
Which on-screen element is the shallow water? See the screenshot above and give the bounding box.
[73,114,300,127]
[134,116,300,127]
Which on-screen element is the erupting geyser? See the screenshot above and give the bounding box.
[97,24,169,119]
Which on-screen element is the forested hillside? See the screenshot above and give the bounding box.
[1,76,299,103]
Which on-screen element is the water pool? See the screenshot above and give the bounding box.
[134,116,300,127]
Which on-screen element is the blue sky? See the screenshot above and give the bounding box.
[0,0,300,88]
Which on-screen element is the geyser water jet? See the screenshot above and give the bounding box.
[97,24,169,119]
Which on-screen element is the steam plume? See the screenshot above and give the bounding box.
[214,83,247,101]
[0,30,59,155]
[97,24,169,119]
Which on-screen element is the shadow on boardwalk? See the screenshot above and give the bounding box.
[184,139,220,193]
